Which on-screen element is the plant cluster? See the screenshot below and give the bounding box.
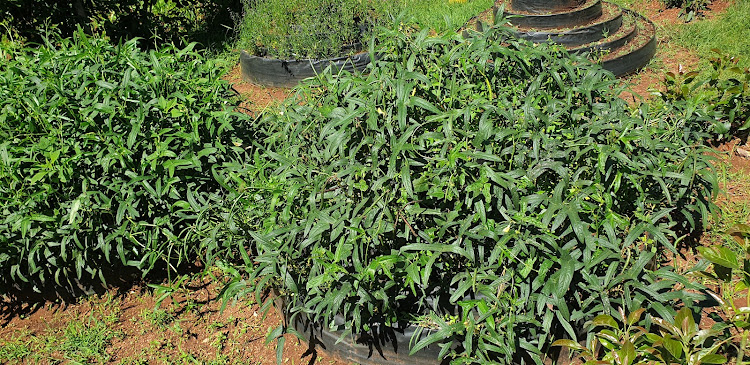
[659,0,711,22]
[0,30,255,294]
[238,0,398,59]
[231,19,719,363]
[555,307,728,365]
[658,50,750,139]
[695,223,750,363]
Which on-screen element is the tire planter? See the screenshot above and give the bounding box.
[240,50,373,88]
[290,312,452,365]
[510,0,583,13]
[514,3,623,47]
[504,0,603,29]
[473,0,657,76]
[275,292,465,364]
[600,13,657,76]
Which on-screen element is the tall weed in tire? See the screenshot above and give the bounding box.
[238,0,397,59]
[0,29,255,294]
[235,20,718,363]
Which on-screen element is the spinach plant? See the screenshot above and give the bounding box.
[239,18,718,363]
[0,29,255,294]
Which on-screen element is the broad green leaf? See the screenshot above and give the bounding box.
[697,246,740,269]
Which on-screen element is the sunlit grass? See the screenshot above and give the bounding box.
[401,0,495,33]
[674,0,750,69]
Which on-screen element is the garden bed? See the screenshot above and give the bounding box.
[2,1,750,364]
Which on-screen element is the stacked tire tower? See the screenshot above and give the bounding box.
[494,0,657,76]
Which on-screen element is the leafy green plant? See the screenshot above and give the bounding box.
[554,307,728,365]
[660,0,711,22]
[233,15,718,363]
[1,0,243,51]
[647,307,727,365]
[657,50,750,139]
[0,29,255,294]
[238,0,397,59]
[697,224,750,363]
[553,308,652,365]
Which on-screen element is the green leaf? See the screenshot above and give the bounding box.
[590,314,618,329]
[619,340,636,365]
[68,198,82,225]
[555,251,575,299]
[662,336,683,359]
[698,246,740,269]
[700,354,727,364]
[551,339,585,351]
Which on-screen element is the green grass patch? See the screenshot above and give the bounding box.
[0,337,32,362]
[674,0,750,69]
[401,0,495,33]
[52,318,118,363]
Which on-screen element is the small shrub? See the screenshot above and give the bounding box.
[657,50,750,139]
[240,20,718,363]
[0,30,254,293]
[660,0,711,21]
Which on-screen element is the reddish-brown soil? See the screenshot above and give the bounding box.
[0,2,745,364]
[224,65,292,116]
[0,276,348,365]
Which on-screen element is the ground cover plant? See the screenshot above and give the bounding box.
[230,19,720,363]
[0,29,255,294]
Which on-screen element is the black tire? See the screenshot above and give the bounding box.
[239,50,372,88]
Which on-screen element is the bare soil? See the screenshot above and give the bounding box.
[0,2,743,364]
[0,276,348,365]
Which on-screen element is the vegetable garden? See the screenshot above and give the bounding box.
[2,0,750,364]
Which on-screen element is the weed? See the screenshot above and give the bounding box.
[141,308,176,329]
[53,317,118,363]
[0,337,32,362]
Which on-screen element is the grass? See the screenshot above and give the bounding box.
[0,294,122,364]
[0,335,32,362]
[701,158,750,254]
[401,0,495,33]
[673,0,750,69]
[54,318,119,363]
